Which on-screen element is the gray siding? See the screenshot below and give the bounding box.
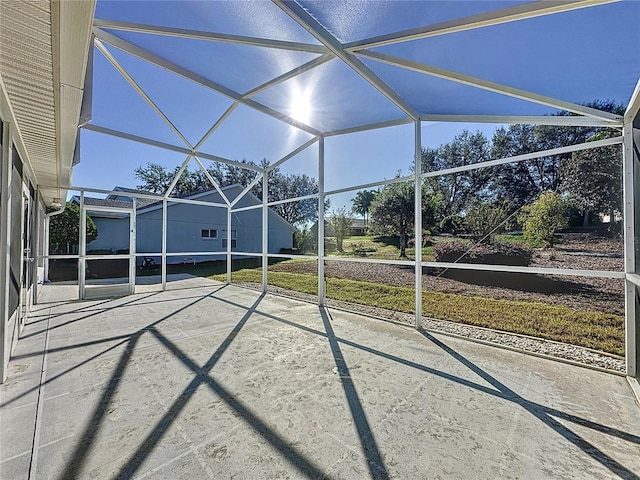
[86,186,294,262]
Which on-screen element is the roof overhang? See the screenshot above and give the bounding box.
[0,0,95,205]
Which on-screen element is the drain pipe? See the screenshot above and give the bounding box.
[43,199,65,283]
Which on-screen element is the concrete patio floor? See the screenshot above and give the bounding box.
[1,278,639,480]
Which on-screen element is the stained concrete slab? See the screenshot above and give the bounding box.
[1,278,639,480]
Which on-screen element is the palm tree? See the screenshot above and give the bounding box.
[351,190,376,231]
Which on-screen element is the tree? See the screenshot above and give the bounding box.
[327,208,352,252]
[560,130,622,227]
[370,180,436,257]
[49,202,98,254]
[219,159,261,189]
[421,130,493,221]
[490,101,624,210]
[518,192,569,247]
[490,124,551,206]
[464,201,515,243]
[294,229,315,254]
[135,160,258,197]
[134,163,176,194]
[351,190,376,230]
[135,160,324,227]
[263,170,326,227]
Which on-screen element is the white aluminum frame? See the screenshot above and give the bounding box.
[81,202,134,299]
[354,50,621,123]
[92,18,329,54]
[0,120,11,383]
[414,120,422,328]
[17,183,32,329]
[317,136,325,305]
[35,0,637,379]
[342,0,617,51]
[273,0,418,120]
[623,81,640,377]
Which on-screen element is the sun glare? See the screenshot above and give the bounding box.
[290,88,312,124]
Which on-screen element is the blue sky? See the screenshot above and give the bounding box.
[73,0,640,211]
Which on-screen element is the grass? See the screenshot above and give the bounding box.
[329,235,402,259]
[210,268,624,356]
[325,235,437,260]
[494,233,526,244]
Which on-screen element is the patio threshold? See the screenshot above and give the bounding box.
[1,278,639,479]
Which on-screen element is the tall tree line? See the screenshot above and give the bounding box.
[421,101,623,228]
[134,159,323,227]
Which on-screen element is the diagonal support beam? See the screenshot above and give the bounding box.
[164,156,193,198]
[193,156,230,205]
[229,174,263,208]
[420,136,623,179]
[193,102,239,151]
[324,118,413,137]
[93,18,329,54]
[272,0,418,121]
[242,54,334,99]
[93,27,322,136]
[624,77,640,123]
[266,137,319,172]
[94,39,193,148]
[344,0,620,51]
[356,49,622,123]
[82,123,264,172]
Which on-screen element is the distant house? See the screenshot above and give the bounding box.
[348,218,366,236]
[322,217,367,237]
[73,185,295,262]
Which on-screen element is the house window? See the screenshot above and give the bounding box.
[201,229,218,239]
[222,229,237,249]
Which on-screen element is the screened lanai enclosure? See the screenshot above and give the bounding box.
[2,1,640,478]
[2,0,640,374]
[34,0,640,375]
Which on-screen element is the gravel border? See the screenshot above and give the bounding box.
[238,282,626,374]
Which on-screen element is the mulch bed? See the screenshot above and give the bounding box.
[270,233,625,315]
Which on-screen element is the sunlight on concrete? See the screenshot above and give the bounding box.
[1,279,639,479]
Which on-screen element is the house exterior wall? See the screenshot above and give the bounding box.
[86,187,294,262]
[0,119,45,383]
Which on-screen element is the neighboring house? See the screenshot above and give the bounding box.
[348,218,366,236]
[321,217,367,236]
[73,185,295,263]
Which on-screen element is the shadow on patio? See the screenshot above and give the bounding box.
[1,278,639,479]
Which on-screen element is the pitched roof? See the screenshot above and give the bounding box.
[81,197,133,209]
[349,218,366,229]
[324,217,365,229]
[107,186,158,209]
[74,185,297,232]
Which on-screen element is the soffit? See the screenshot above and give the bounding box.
[0,0,94,204]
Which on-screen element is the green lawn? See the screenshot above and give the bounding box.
[324,235,450,260]
[327,235,403,259]
[210,268,624,356]
[495,233,527,245]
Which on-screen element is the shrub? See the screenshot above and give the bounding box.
[519,192,569,247]
[464,201,514,242]
[294,229,315,254]
[439,215,464,235]
[433,241,533,266]
[407,234,434,248]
